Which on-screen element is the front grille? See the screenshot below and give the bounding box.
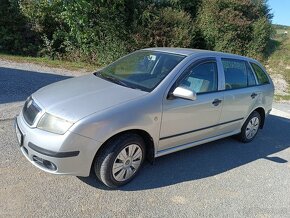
[23,97,41,125]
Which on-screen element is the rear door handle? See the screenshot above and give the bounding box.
[251,93,258,99]
[212,99,222,106]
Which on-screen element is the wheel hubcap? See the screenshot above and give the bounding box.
[112,144,143,182]
[245,117,260,139]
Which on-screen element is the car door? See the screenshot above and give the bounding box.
[216,58,260,135]
[158,58,224,152]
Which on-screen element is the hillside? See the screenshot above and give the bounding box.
[266,25,290,102]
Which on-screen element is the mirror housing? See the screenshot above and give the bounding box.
[172,86,197,101]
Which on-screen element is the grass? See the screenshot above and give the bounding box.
[275,95,290,101]
[0,53,98,72]
[266,26,290,101]
[267,28,290,74]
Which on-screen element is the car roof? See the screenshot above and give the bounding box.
[143,47,257,63]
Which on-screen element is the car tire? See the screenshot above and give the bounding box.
[237,111,261,143]
[94,133,146,188]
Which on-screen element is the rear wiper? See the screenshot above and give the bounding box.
[95,72,130,88]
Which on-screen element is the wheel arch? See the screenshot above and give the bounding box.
[248,107,266,129]
[91,129,155,171]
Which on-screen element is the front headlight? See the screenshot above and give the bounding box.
[37,113,74,134]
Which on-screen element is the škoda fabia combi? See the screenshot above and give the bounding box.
[15,48,274,188]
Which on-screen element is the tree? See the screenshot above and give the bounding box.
[197,0,273,60]
[0,0,39,55]
[132,5,195,49]
[0,0,274,64]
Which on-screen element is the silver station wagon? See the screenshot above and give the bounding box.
[15,48,274,188]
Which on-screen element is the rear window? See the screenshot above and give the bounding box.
[250,63,270,85]
[222,59,256,90]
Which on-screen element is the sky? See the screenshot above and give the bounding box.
[268,0,290,26]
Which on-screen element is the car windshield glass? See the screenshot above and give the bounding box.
[95,50,185,92]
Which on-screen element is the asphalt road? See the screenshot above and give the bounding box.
[1,64,290,217]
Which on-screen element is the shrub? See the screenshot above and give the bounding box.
[0,0,273,64]
[132,6,195,48]
[197,0,273,60]
[0,0,39,55]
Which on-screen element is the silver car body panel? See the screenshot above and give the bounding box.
[32,74,148,122]
[15,48,274,176]
[16,114,102,176]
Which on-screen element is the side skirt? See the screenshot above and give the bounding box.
[155,130,240,158]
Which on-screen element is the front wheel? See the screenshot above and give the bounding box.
[94,134,146,188]
[237,111,261,143]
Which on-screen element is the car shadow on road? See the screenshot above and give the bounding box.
[78,114,290,191]
[0,67,72,104]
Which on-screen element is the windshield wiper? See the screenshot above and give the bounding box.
[95,72,130,88]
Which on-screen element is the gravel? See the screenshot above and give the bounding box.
[0,59,89,77]
[271,74,289,96]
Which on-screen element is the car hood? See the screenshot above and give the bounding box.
[32,74,148,122]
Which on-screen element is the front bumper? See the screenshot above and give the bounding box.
[15,114,102,177]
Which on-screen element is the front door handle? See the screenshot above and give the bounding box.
[212,99,222,106]
[251,93,258,99]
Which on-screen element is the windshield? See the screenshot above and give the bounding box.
[95,50,185,92]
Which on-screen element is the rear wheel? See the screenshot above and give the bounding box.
[94,133,146,188]
[237,111,261,143]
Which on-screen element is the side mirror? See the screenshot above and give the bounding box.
[172,86,197,101]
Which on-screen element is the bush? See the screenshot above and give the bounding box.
[247,17,274,59]
[0,0,274,64]
[132,6,195,49]
[20,0,129,64]
[197,0,273,60]
[0,0,39,55]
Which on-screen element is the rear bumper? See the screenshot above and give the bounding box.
[15,115,102,177]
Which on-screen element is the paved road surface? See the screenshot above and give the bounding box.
[1,63,290,217]
[273,102,290,114]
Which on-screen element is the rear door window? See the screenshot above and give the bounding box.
[222,59,256,90]
[250,63,270,85]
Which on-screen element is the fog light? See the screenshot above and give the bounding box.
[32,156,57,171]
[43,160,57,171]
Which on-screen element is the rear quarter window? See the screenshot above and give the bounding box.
[250,63,270,85]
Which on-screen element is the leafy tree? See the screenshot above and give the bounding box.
[162,0,202,19]
[0,0,274,64]
[0,0,39,55]
[197,0,273,60]
[132,5,195,49]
